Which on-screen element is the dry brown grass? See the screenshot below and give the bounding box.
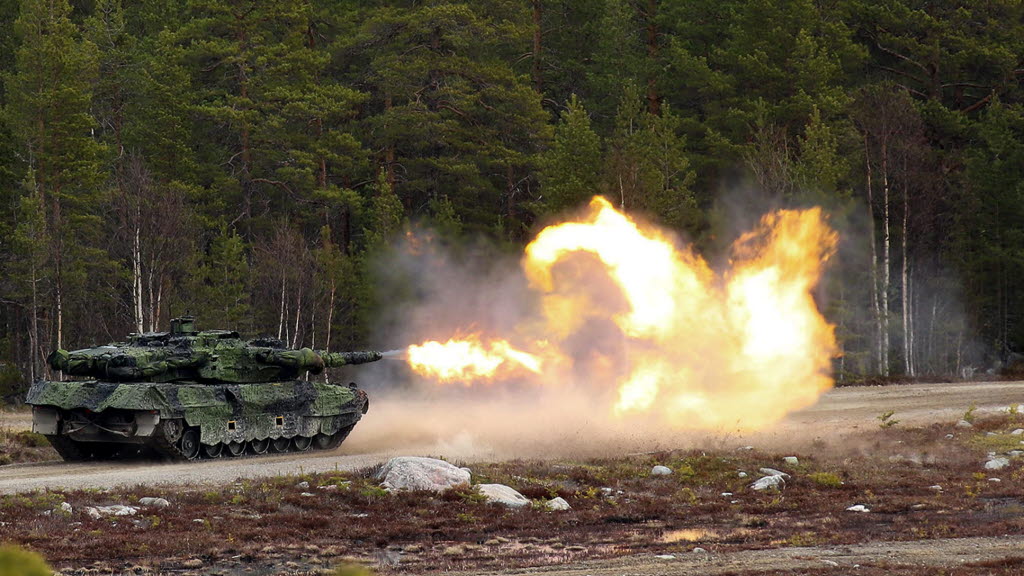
[0,428,55,465]
[1,415,1023,574]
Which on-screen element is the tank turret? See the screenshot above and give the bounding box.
[27,317,379,462]
[45,316,382,383]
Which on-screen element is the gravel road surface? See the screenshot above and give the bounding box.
[0,380,1021,495]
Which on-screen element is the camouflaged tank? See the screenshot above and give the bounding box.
[26,316,381,461]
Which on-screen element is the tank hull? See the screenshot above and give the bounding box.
[26,379,368,460]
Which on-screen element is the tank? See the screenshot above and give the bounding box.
[25,316,382,461]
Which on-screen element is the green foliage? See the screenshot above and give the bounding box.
[963,405,978,424]
[193,227,251,328]
[0,545,52,576]
[538,95,602,215]
[877,411,899,428]
[808,472,843,488]
[0,0,1020,382]
[332,564,374,576]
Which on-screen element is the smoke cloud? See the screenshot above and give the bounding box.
[352,199,840,458]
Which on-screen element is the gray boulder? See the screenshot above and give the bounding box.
[476,484,530,508]
[751,475,785,491]
[651,465,672,476]
[545,497,571,511]
[985,457,1010,471]
[376,457,471,492]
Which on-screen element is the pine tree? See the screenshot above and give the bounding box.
[538,95,602,214]
[4,0,104,350]
[193,227,251,328]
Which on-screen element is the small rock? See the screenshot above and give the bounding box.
[692,547,708,554]
[782,456,799,466]
[759,468,791,479]
[738,445,754,451]
[59,502,73,514]
[295,481,310,490]
[928,485,943,491]
[988,478,1001,482]
[846,504,870,513]
[192,519,206,524]
[751,475,785,491]
[85,505,138,519]
[911,503,927,510]
[1009,450,1024,457]
[300,492,315,497]
[737,472,748,478]
[1011,429,1024,436]
[956,420,973,429]
[138,497,170,508]
[651,465,672,476]
[476,484,530,508]
[181,559,203,569]
[986,432,997,437]
[985,457,1010,471]
[822,559,839,567]
[654,554,675,560]
[545,497,571,511]
[318,485,338,492]
[376,456,471,492]
[945,434,955,439]
[720,492,733,497]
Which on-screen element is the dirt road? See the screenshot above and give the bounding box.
[0,380,1021,495]
[456,536,1024,576]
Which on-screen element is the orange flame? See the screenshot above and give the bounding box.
[404,197,838,430]
[407,337,542,384]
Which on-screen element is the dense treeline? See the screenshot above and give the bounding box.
[1,0,1023,396]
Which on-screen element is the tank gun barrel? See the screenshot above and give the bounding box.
[319,351,384,367]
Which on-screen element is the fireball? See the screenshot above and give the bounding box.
[404,197,838,430]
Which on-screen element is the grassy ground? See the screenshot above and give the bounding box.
[0,428,54,465]
[1,414,1024,575]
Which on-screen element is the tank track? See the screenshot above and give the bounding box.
[46,436,129,460]
[144,418,357,461]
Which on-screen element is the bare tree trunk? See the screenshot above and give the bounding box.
[532,0,542,94]
[864,134,883,375]
[29,263,39,382]
[154,279,163,332]
[644,0,660,114]
[310,300,316,350]
[901,171,912,376]
[881,143,891,376]
[292,292,302,349]
[133,219,144,333]
[277,276,286,340]
[324,281,335,384]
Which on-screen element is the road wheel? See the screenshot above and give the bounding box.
[178,429,201,460]
[292,436,312,452]
[225,441,246,457]
[270,437,290,453]
[313,424,354,451]
[202,443,223,458]
[248,438,270,455]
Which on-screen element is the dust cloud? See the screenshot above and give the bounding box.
[350,199,840,459]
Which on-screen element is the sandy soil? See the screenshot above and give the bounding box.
[1,380,1021,495]
[0,408,32,432]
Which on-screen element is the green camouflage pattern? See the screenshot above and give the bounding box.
[25,379,366,445]
[25,316,379,459]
